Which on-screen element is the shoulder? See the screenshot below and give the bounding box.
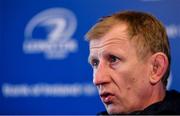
[166,90,180,99]
[142,90,180,114]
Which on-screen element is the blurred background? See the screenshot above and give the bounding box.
[0,0,180,114]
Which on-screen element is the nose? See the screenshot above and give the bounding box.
[93,61,110,86]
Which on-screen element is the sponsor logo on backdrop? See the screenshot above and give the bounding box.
[166,25,180,39]
[2,83,97,97]
[23,8,78,59]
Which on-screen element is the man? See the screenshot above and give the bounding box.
[85,11,180,114]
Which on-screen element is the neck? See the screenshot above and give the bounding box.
[145,83,166,109]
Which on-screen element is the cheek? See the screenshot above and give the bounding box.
[113,65,146,91]
[110,60,150,94]
[122,73,138,90]
[126,65,150,93]
[111,68,137,92]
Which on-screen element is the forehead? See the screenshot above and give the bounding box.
[88,23,138,61]
[90,23,130,50]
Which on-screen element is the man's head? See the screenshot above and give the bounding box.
[86,11,170,114]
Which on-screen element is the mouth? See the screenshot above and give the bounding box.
[100,92,114,104]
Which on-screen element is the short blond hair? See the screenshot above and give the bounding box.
[86,11,171,87]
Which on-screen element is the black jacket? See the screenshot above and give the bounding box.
[98,90,180,115]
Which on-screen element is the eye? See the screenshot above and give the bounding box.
[90,59,99,68]
[108,55,120,64]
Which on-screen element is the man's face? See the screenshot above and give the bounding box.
[89,23,153,114]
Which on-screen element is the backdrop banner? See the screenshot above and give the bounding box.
[1,0,180,114]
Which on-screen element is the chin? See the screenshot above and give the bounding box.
[106,104,125,115]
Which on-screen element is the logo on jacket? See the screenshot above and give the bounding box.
[23,8,78,59]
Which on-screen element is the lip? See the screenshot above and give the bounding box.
[100,92,114,104]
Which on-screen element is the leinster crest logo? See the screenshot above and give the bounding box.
[23,8,78,59]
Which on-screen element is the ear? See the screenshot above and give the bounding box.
[149,52,169,85]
